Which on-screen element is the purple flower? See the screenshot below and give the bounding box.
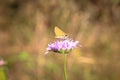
[45,38,80,54]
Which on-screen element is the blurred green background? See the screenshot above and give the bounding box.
[0,0,120,80]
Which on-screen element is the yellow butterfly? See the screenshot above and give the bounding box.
[54,26,68,39]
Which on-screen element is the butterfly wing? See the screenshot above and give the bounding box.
[54,26,68,38]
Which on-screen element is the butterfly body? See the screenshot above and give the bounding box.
[54,26,69,39]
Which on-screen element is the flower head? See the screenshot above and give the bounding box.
[0,59,5,66]
[45,38,79,54]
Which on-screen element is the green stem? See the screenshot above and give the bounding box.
[64,54,68,80]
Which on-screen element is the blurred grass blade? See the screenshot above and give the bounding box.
[0,67,7,80]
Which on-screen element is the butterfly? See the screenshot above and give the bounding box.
[54,26,69,39]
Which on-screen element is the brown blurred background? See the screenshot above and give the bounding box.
[0,0,120,80]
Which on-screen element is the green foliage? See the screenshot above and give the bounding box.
[0,67,7,80]
[19,51,30,61]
